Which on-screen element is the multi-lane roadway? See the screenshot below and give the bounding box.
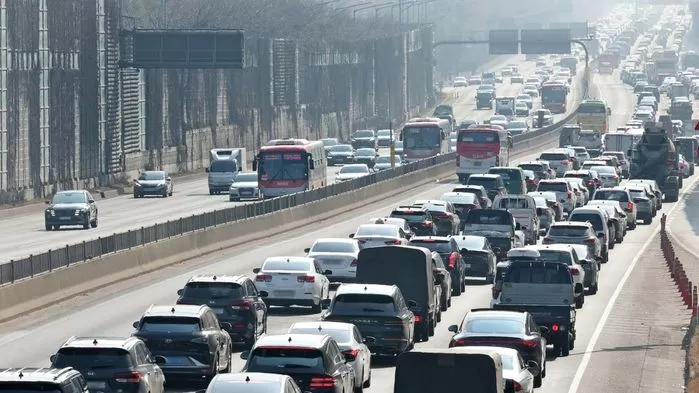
[3,54,687,393]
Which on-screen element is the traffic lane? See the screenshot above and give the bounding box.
[0,57,533,263]
[666,180,699,264]
[593,73,636,131]
[0,167,341,262]
[0,140,553,367]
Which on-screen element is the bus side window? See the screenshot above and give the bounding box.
[309,155,315,170]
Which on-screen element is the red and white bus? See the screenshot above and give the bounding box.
[400,117,451,162]
[252,139,327,198]
[541,81,568,114]
[455,125,510,184]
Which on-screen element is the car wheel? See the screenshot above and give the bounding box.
[363,371,371,388]
[629,221,637,230]
[588,282,598,295]
[168,190,173,196]
[534,374,543,388]
[575,294,584,309]
[311,298,322,313]
[83,218,90,230]
[45,223,52,231]
[644,216,652,225]
[91,216,98,228]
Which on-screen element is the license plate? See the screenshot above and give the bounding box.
[60,216,72,220]
[464,264,472,268]
[324,260,343,265]
[275,290,295,297]
[87,382,106,390]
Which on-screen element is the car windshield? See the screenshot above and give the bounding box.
[355,130,374,138]
[376,156,400,164]
[52,192,87,204]
[519,164,543,172]
[139,317,201,333]
[538,250,573,265]
[465,210,511,225]
[548,226,589,237]
[591,166,616,175]
[355,225,398,237]
[539,153,568,160]
[210,160,238,173]
[322,139,338,147]
[234,173,257,182]
[537,182,568,192]
[533,197,548,208]
[465,318,524,334]
[330,145,353,152]
[249,348,324,370]
[377,130,392,137]
[139,172,165,181]
[262,260,312,272]
[453,237,484,249]
[440,193,476,205]
[52,347,131,369]
[594,190,628,202]
[408,240,452,253]
[311,241,357,253]
[288,328,351,344]
[628,189,646,199]
[332,294,396,314]
[505,264,572,284]
[181,282,243,299]
[340,166,369,174]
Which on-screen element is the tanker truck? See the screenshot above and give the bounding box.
[629,123,681,202]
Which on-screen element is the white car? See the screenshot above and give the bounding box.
[527,244,586,308]
[253,256,331,312]
[288,321,372,390]
[516,94,533,108]
[515,101,530,117]
[349,223,409,249]
[229,171,262,201]
[589,165,619,188]
[488,115,509,128]
[336,164,371,182]
[374,155,402,170]
[304,238,360,282]
[453,76,468,87]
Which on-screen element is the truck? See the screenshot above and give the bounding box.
[492,195,540,245]
[495,96,515,117]
[629,124,681,202]
[476,90,494,109]
[576,130,604,156]
[206,148,246,195]
[462,209,525,261]
[669,98,693,135]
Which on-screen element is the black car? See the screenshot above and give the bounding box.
[321,283,415,356]
[242,334,356,393]
[430,252,452,312]
[408,236,467,296]
[389,207,438,236]
[176,275,268,348]
[452,235,497,279]
[326,144,356,165]
[351,130,376,149]
[44,190,98,231]
[0,368,88,393]
[466,174,507,200]
[354,148,378,168]
[133,170,173,198]
[448,309,547,388]
[131,305,233,383]
[50,337,166,393]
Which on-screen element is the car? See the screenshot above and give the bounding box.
[49,336,166,393]
[320,138,340,155]
[389,206,438,236]
[565,145,591,163]
[0,368,88,393]
[467,174,507,201]
[241,334,355,393]
[304,238,360,283]
[288,322,372,390]
[133,171,173,198]
[626,179,662,209]
[229,171,262,201]
[564,170,598,194]
[453,76,468,87]
[44,190,98,231]
[591,188,637,229]
[413,199,461,236]
[350,223,410,249]
[522,85,539,97]
[368,217,414,238]
[590,203,626,243]
[527,245,586,308]
[439,191,483,224]
[327,145,356,165]
[515,101,530,117]
[531,109,553,127]
[205,373,303,393]
[354,148,378,168]
[408,236,467,295]
[175,274,268,348]
[536,180,577,213]
[447,309,547,388]
[511,74,525,83]
[321,284,416,355]
[588,165,619,187]
[564,177,589,206]
[532,196,555,234]
[518,161,555,180]
[507,120,530,135]
[351,129,376,149]
[569,244,600,295]
[528,191,564,221]
[625,180,661,212]
[624,186,655,224]
[488,115,509,128]
[568,207,613,260]
[543,221,602,263]
[467,346,537,393]
[252,257,331,311]
[451,235,497,280]
[131,305,233,383]
[452,185,492,207]
[538,149,574,176]
[335,164,371,182]
[468,76,482,85]
[374,154,402,170]
[516,94,533,108]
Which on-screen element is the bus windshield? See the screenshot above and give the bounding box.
[542,88,566,104]
[258,152,308,181]
[403,127,441,148]
[578,104,606,114]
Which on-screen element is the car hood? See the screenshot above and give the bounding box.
[136,180,166,186]
[50,203,89,209]
[231,181,258,188]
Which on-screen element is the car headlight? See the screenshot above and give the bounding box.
[75,208,87,215]
[46,209,55,216]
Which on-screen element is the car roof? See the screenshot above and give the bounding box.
[356,224,399,232]
[314,238,357,245]
[143,305,206,318]
[0,368,80,383]
[571,206,609,216]
[469,174,501,179]
[60,336,140,350]
[410,236,452,243]
[290,321,354,332]
[539,179,568,184]
[466,309,527,321]
[255,334,330,349]
[565,170,591,174]
[264,256,314,264]
[551,221,593,227]
[335,283,397,296]
[186,274,248,284]
[55,190,87,195]
[210,373,288,388]
[528,244,574,253]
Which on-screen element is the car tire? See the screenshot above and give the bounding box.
[168,190,173,196]
[453,278,462,296]
[230,197,239,202]
[575,294,584,309]
[629,221,637,230]
[363,371,371,388]
[609,240,615,250]
[312,299,322,313]
[91,216,98,228]
[45,223,52,231]
[534,374,543,388]
[83,218,90,230]
[644,216,652,225]
[428,316,436,336]
[588,282,598,295]
[602,250,608,263]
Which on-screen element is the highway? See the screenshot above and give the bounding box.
[1,54,688,393]
[0,56,574,263]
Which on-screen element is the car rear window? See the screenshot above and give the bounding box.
[495,198,530,209]
[489,169,521,181]
[569,212,604,231]
[263,260,312,271]
[464,210,511,225]
[537,250,573,265]
[248,348,325,370]
[594,190,629,202]
[564,173,590,181]
[465,318,524,334]
[181,282,243,299]
[467,177,498,189]
[539,153,568,161]
[311,241,357,253]
[548,226,589,237]
[332,294,396,314]
[504,264,572,284]
[537,182,568,192]
[409,240,452,253]
[139,317,201,333]
[355,225,398,237]
[289,328,351,344]
[52,347,131,369]
[519,164,543,172]
[391,211,427,222]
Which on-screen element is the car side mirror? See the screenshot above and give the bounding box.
[304,247,311,253]
[49,354,56,363]
[240,351,250,360]
[526,360,540,376]
[348,233,355,238]
[539,326,549,334]
[166,177,171,182]
[407,299,418,308]
[448,324,459,333]
[205,168,210,173]
[132,321,139,329]
[323,269,333,275]
[597,233,604,238]
[575,283,583,293]
[344,352,356,362]
[88,199,95,204]
[434,275,444,285]
[253,267,261,274]
[259,290,269,298]
[44,200,51,204]
[153,355,167,365]
[515,223,521,230]
[220,322,232,330]
[176,289,183,296]
[363,336,376,345]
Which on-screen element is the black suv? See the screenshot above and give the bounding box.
[176,275,269,348]
[408,236,467,296]
[0,368,87,393]
[44,190,98,231]
[389,207,437,236]
[131,305,233,383]
[321,283,416,356]
[49,336,166,393]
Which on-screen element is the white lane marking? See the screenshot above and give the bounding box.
[567,174,699,393]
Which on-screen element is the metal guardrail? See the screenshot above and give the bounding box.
[0,65,591,286]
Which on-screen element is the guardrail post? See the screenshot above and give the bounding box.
[82,240,86,260]
[48,249,52,272]
[65,244,70,267]
[693,286,698,320]
[140,226,145,246]
[9,259,14,283]
[127,230,131,249]
[689,281,694,310]
[29,254,34,277]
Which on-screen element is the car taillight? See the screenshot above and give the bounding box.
[551,324,560,332]
[575,190,581,195]
[343,349,360,358]
[255,274,272,282]
[626,202,633,211]
[513,381,523,392]
[584,238,596,245]
[450,339,467,347]
[190,336,208,344]
[385,239,402,245]
[561,160,570,165]
[521,339,538,348]
[423,220,433,227]
[114,372,142,383]
[611,175,619,180]
[448,252,458,269]
[310,376,336,389]
[492,287,500,299]
[231,300,253,310]
[298,275,316,283]
[414,315,423,323]
[566,191,572,198]
[350,259,358,267]
[569,267,580,276]
[542,238,553,244]
[586,181,595,186]
[433,213,451,219]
